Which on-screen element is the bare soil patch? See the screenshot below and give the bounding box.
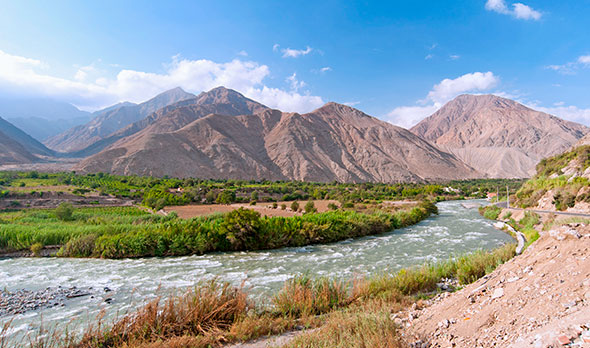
[164,200,342,218]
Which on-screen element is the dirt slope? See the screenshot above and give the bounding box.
[405,224,590,347]
[74,102,478,182]
[411,94,589,178]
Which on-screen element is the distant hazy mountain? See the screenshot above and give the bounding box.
[0,116,55,157]
[74,89,477,182]
[45,87,195,153]
[0,129,38,164]
[7,116,92,142]
[0,98,92,141]
[411,94,589,178]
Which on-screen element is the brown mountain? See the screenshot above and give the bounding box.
[45,87,195,153]
[0,129,38,164]
[0,116,54,157]
[411,94,589,178]
[74,98,477,183]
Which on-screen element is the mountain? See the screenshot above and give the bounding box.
[7,115,92,142]
[0,98,92,141]
[58,87,270,158]
[0,117,55,157]
[45,87,195,153]
[0,130,38,164]
[74,100,477,183]
[411,94,589,178]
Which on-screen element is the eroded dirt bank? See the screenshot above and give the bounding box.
[403,223,590,347]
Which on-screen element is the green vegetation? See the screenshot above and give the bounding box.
[0,171,524,211]
[0,201,438,258]
[479,204,501,220]
[516,145,590,209]
[55,202,74,221]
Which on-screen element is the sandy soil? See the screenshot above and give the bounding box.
[403,223,590,347]
[163,200,342,218]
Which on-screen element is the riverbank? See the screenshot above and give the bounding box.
[404,221,590,347]
[0,201,437,259]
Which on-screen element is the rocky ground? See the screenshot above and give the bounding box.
[402,222,590,347]
[0,286,96,316]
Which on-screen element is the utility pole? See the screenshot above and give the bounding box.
[506,185,509,209]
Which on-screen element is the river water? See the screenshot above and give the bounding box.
[0,200,512,338]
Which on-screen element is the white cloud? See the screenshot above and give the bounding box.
[320,67,332,73]
[547,54,590,75]
[424,54,434,60]
[281,46,312,58]
[272,44,280,52]
[485,0,542,20]
[342,101,360,107]
[237,50,248,57]
[531,104,590,126]
[513,3,542,20]
[386,104,440,129]
[386,71,500,128]
[426,71,499,104]
[449,54,461,60]
[286,73,306,92]
[0,49,324,113]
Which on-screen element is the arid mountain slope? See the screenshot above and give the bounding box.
[75,102,477,182]
[0,117,54,157]
[52,87,267,158]
[0,130,38,164]
[411,94,589,178]
[45,87,195,153]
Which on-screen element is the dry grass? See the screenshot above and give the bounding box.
[273,275,350,317]
[279,301,404,348]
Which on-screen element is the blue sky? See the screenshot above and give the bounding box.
[0,0,589,127]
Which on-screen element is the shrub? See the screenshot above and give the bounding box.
[304,200,317,213]
[280,203,287,210]
[55,202,74,221]
[30,242,43,257]
[218,208,262,250]
[328,202,338,210]
[59,234,99,257]
[290,201,300,211]
[216,190,236,204]
[272,202,278,209]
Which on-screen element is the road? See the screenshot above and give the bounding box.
[494,201,590,218]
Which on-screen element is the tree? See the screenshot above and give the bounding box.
[290,201,299,211]
[304,200,317,213]
[251,190,259,202]
[55,202,74,221]
[216,190,236,204]
[218,208,262,250]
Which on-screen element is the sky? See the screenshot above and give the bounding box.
[0,0,589,128]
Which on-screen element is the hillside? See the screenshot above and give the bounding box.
[515,145,590,212]
[0,130,38,164]
[411,94,589,178]
[74,101,478,182]
[0,117,55,157]
[45,87,195,153]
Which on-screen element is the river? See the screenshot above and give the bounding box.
[0,200,512,338]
